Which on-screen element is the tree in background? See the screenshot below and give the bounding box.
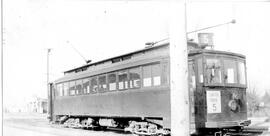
[260,91,270,117]
[261,91,270,107]
[246,86,260,117]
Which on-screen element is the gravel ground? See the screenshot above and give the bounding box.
[248,116,270,136]
[4,112,270,136]
[3,112,133,136]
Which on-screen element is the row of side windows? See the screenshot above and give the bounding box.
[55,63,168,97]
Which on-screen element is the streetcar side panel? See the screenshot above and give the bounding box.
[52,45,172,128]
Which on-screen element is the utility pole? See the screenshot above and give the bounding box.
[47,48,51,115]
[169,0,190,136]
[1,0,3,133]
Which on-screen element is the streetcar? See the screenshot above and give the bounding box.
[48,41,250,135]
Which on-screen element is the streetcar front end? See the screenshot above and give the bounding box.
[189,50,250,133]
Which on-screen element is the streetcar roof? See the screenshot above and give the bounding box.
[63,42,169,74]
[63,42,245,74]
[188,49,246,59]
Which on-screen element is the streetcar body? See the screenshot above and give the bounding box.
[49,42,249,135]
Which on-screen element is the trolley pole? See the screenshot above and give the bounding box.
[47,48,51,115]
[169,1,190,136]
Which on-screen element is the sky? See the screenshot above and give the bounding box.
[3,0,270,108]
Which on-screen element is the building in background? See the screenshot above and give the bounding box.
[27,97,48,114]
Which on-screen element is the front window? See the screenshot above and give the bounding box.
[238,61,246,85]
[205,58,222,84]
[203,55,246,86]
[224,59,237,84]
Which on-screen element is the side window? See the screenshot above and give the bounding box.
[129,67,141,89]
[188,61,196,89]
[90,77,98,93]
[198,58,203,83]
[152,64,161,86]
[143,65,152,87]
[142,63,163,87]
[53,84,57,98]
[69,81,76,95]
[76,80,82,95]
[161,62,169,85]
[63,83,69,96]
[118,71,128,90]
[98,75,107,92]
[56,84,63,97]
[108,73,117,91]
[82,79,90,94]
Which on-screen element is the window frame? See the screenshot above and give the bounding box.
[202,54,247,88]
[82,78,90,94]
[108,72,117,91]
[237,60,247,86]
[63,82,69,96]
[90,76,98,94]
[151,63,162,86]
[56,83,63,97]
[75,80,83,95]
[69,80,76,96]
[54,61,169,96]
[117,70,129,91]
[129,66,142,89]
[223,58,238,85]
[142,64,152,87]
[142,62,163,88]
[98,74,108,93]
[204,56,224,86]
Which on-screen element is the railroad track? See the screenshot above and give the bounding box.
[232,126,268,136]
[209,126,268,136]
[57,121,269,136]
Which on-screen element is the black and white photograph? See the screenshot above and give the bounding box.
[2,0,270,136]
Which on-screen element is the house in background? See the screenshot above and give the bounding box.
[27,97,48,113]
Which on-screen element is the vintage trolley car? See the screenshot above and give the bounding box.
[48,41,250,135]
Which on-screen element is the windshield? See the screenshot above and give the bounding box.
[204,57,246,86]
[224,59,237,84]
[238,61,246,85]
[205,58,222,84]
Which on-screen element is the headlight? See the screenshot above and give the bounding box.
[228,100,238,111]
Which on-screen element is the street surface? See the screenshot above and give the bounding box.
[3,113,132,136]
[3,112,270,136]
[249,117,270,136]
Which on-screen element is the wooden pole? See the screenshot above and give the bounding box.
[169,1,190,136]
[47,49,51,116]
[1,0,3,134]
